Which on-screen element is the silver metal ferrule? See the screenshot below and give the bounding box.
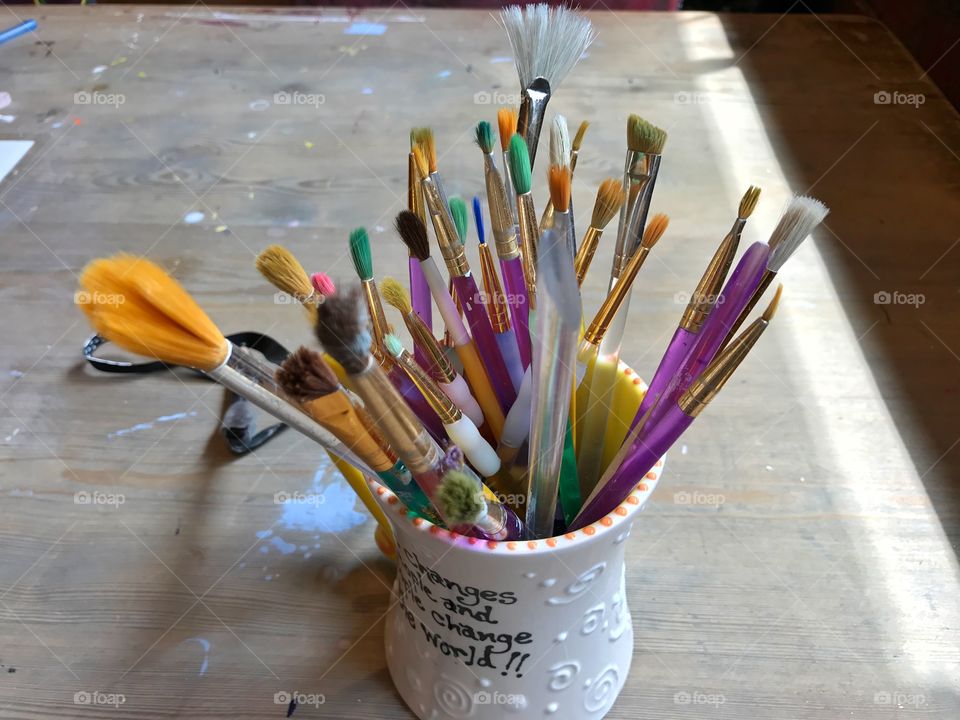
[516,77,551,172]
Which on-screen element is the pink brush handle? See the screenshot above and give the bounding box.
[499,256,532,369]
[439,374,484,427]
[451,273,517,412]
[408,257,432,370]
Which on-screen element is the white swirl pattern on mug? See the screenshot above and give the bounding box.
[546,562,607,605]
[583,666,620,713]
[547,660,580,691]
[582,603,605,635]
[433,675,474,718]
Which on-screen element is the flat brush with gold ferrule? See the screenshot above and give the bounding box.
[626,186,761,438]
[413,150,518,414]
[481,118,533,370]
[610,114,667,291]
[395,209,507,439]
[474,196,524,392]
[574,178,626,287]
[576,214,669,494]
[573,285,783,530]
[407,131,433,367]
[380,277,485,428]
[255,245,322,322]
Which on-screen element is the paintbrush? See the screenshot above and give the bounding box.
[508,133,540,307]
[525,226,582,538]
[310,272,336,299]
[545,164,573,254]
[539,115,571,238]
[611,115,668,290]
[276,347,436,527]
[670,196,829,405]
[412,127,452,217]
[385,334,501,481]
[627,186,761,436]
[574,286,783,529]
[380,277,484,428]
[414,153,517,414]
[574,179,626,287]
[479,119,533,370]
[436,468,524,541]
[78,255,384,487]
[407,131,433,367]
[395,210,507,438]
[499,4,595,170]
[316,290,522,539]
[577,215,669,492]
[474,197,524,392]
[570,120,589,173]
[719,195,829,350]
[497,108,520,225]
[255,245,321,323]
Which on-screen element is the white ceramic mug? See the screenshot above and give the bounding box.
[372,457,663,720]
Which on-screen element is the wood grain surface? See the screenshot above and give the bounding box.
[0,6,958,719]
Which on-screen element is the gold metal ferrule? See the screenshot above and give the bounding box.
[405,311,456,383]
[583,246,651,347]
[678,318,768,417]
[517,192,540,306]
[408,153,426,226]
[574,226,603,287]
[421,175,469,277]
[393,347,460,424]
[479,242,510,333]
[483,154,520,261]
[611,151,660,281]
[361,279,391,349]
[679,223,743,333]
[352,356,442,474]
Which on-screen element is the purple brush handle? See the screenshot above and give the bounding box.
[628,326,697,434]
[388,363,446,442]
[573,404,692,529]
[452,273,518,412]
[677,242,770,395]
[409,256,432,370]
[499,256,532,369]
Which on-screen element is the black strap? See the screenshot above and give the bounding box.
[83,332,292,455]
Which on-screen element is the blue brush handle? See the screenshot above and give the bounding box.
[0,20,37,47]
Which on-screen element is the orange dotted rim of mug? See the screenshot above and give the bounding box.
[367,456,665,554]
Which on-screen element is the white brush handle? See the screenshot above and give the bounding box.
[440,375,484,427]
[444,416,500,478]
[500,366,533,450]
[421,258,470,346]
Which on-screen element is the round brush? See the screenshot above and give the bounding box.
[574,179,626,287]
[436,469,524,541]
[255,245,321,322]
[497,108,520,225]
[508,133,539,308]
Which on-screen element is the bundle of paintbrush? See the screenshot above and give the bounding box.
[77,3,830,545]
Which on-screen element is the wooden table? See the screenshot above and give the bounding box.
[1,6,958,719]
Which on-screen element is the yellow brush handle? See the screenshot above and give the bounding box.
[328,453,395,557]
[601,363,647,472]
[576,356,618,496]
[455,341,505,438]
